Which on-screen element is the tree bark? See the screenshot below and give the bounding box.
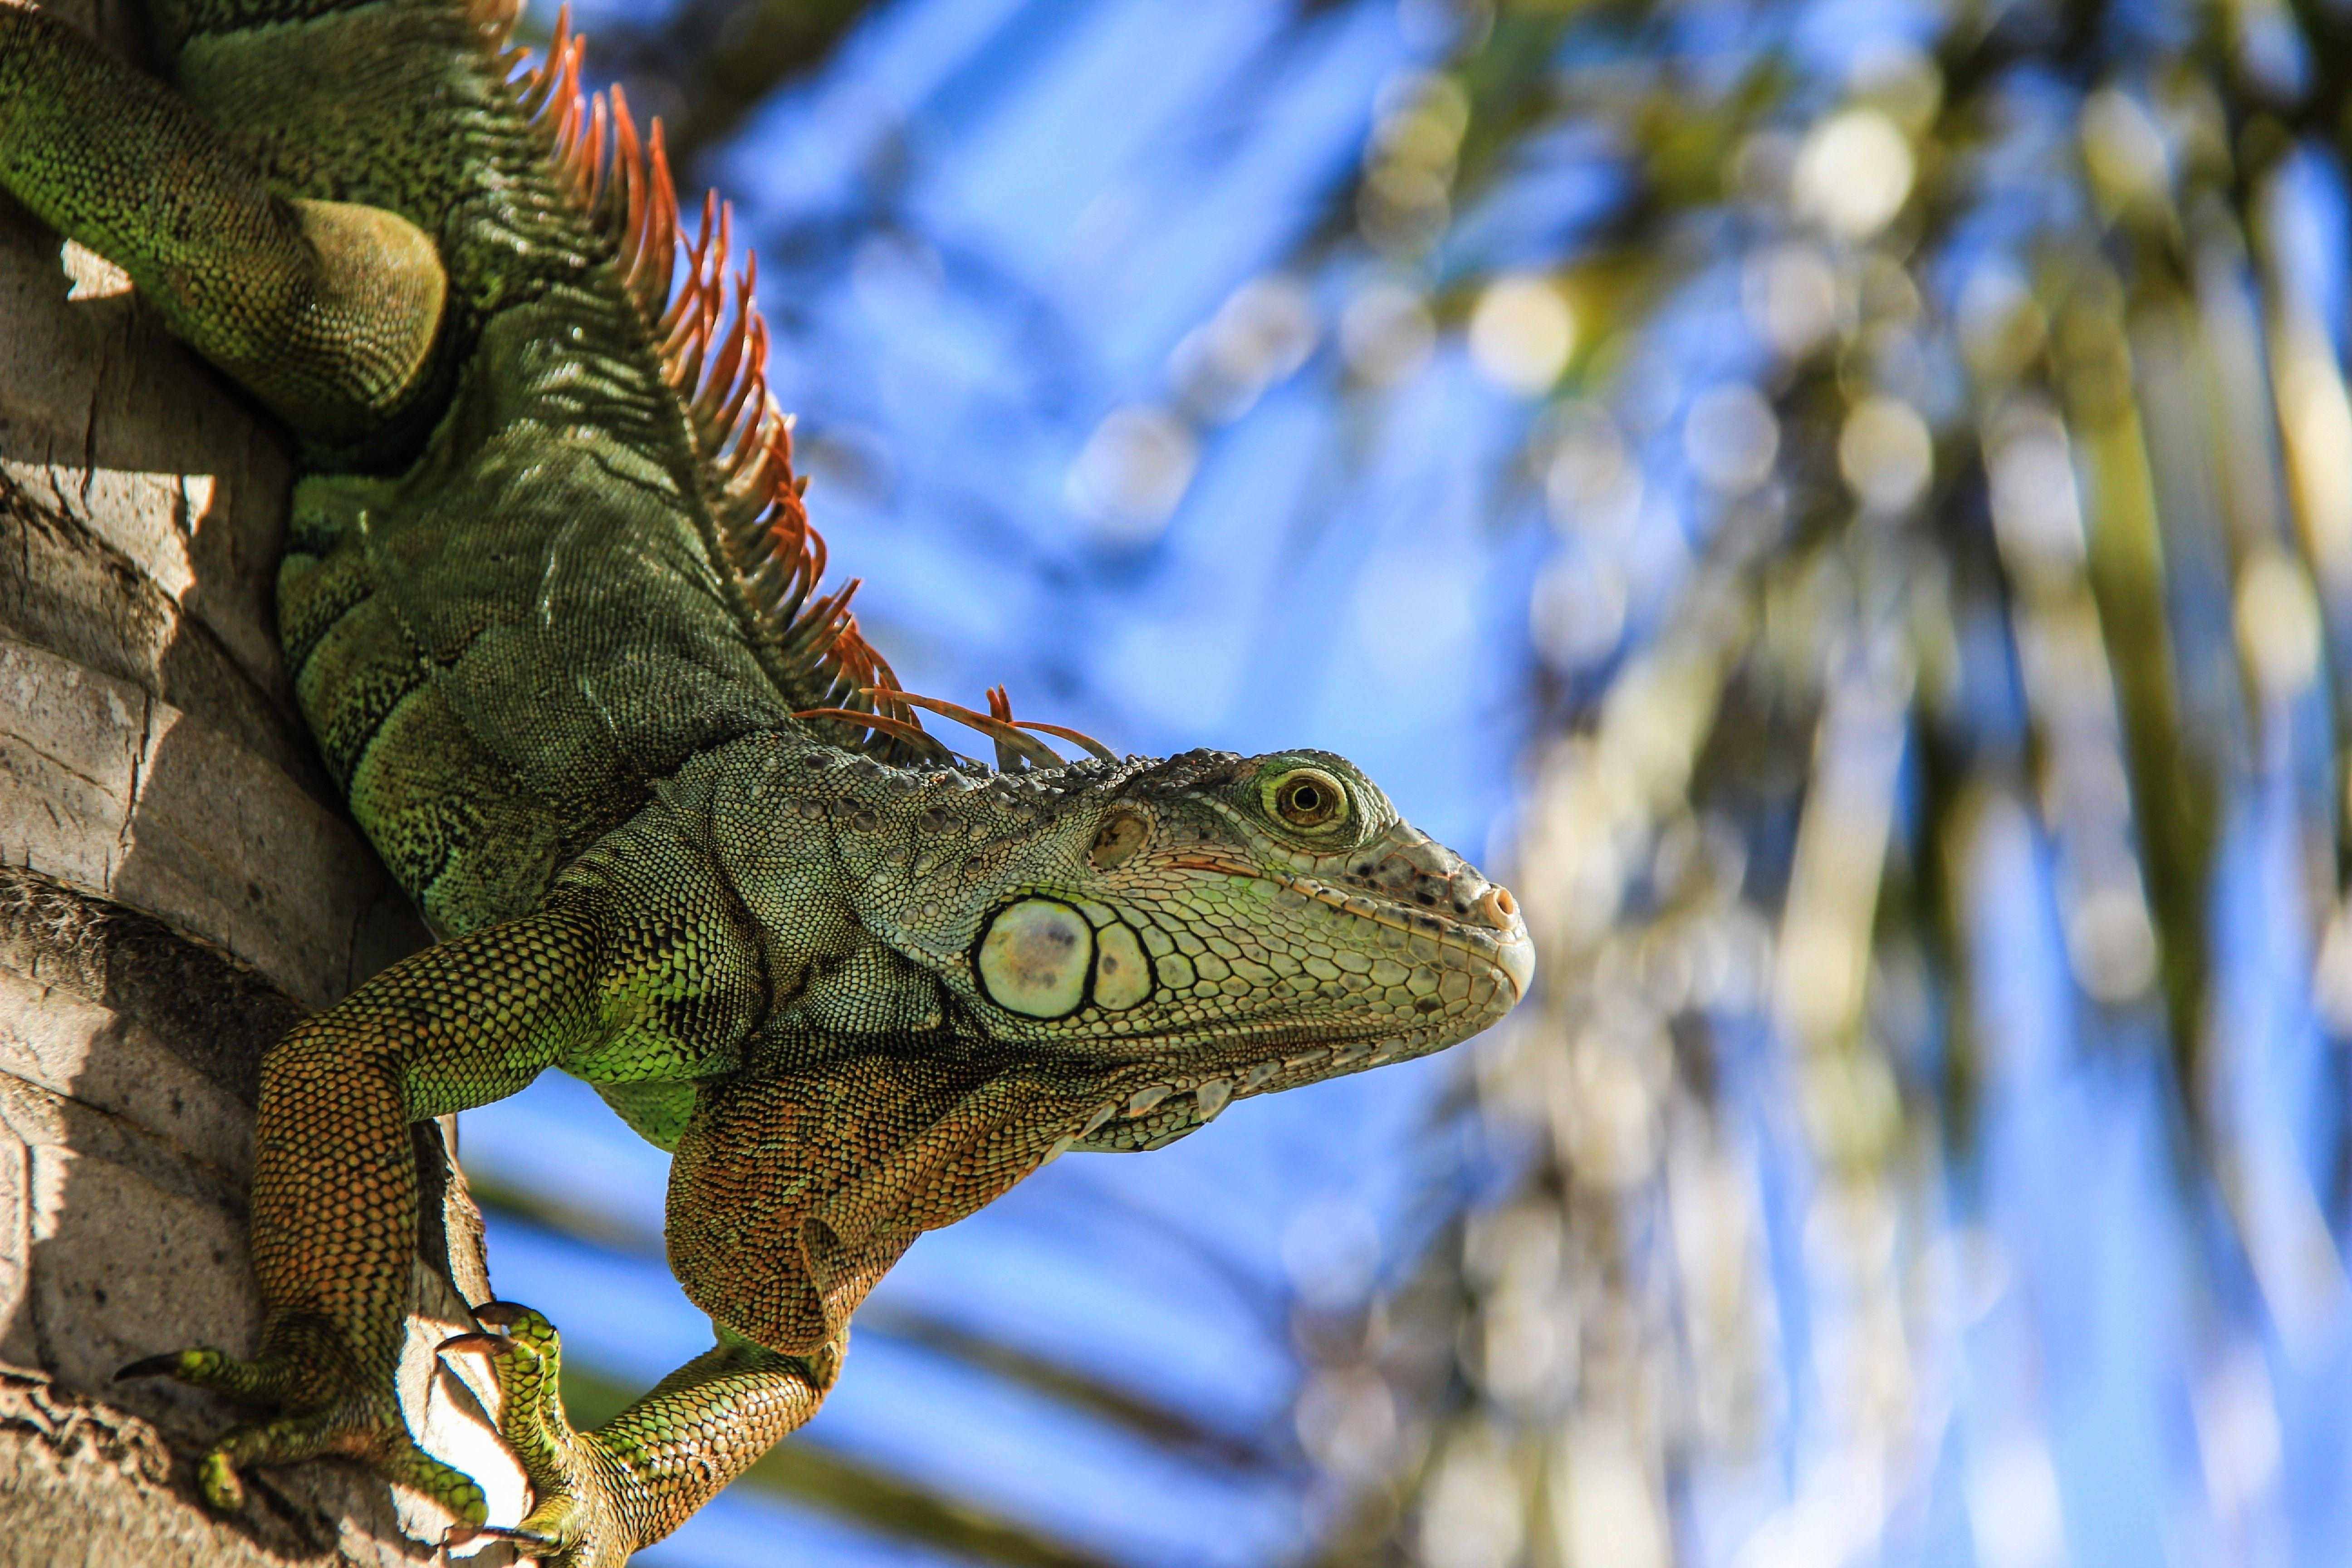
[0,5,523,1561]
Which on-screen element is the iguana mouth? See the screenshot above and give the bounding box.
[1062,1019,1490,1155]
[1165,853,1535,1000]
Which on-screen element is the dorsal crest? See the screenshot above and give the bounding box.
[484,0,1113,774]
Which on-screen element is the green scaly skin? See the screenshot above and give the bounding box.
[0,0,1535,1559]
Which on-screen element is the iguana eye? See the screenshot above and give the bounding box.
[1264,767,1349,833]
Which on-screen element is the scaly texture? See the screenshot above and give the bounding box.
[0,0,1536,1560]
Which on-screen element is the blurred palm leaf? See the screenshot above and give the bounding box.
[1263,0,2352,1560]
[555,1359,1125,1568]
[581,0,877,167]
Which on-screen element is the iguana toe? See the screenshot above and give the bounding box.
[195,1409,491,1524]
[450,1302,568,1440]
[381,1433,493,1525]
[445,1523,563,1550]
[441,1302,628,1567]
[197,1447,248,1512]
[113,1344,289,1402]
[470,1299,559,1343]
[118,1337,487,1525]
[201,1408,343,1514]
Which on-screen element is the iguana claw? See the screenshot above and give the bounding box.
[445,1523,564,1549]
[115,1352,188,1382]
[436,1330,512,1357]
[111,1335,490,1526]
[449,1301,636,1568]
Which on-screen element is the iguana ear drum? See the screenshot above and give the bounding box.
[977,899,1093,1018]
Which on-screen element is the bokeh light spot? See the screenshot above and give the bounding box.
[1468,275,1576,397]
[2235,544,2321,696]
[1794,109,1915,239]
[1066,405,1199,543]
[1838,396,1933,514]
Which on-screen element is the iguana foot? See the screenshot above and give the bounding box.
[117,1340,488,1524]
[439,1302,635,1568]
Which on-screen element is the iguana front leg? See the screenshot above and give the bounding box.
[120,817,781,1557]
[0,2,444,442]
[441,1306,840,1567]
[118,901,617,1524]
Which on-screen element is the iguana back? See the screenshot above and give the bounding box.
[150,0,898,935]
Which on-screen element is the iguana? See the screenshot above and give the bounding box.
[0,0,1534,1560]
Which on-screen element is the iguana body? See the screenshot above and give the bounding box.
[0,1,1534,1560]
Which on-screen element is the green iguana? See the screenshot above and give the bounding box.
[0,0,1534,1559]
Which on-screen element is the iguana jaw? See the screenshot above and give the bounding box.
[1161,849,1534,1001]
[1042,845,1531,1152]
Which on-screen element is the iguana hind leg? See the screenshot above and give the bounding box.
[0,3,444,442]
[442,1305,839,1567]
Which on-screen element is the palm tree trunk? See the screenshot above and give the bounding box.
[0,5,512,1561]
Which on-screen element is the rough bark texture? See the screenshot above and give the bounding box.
[0,5,523,1561]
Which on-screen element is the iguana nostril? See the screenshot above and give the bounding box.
[1471,885,1519,929]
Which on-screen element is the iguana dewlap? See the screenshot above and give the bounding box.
[0,0,1534,1559]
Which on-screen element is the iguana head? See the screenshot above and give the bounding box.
[859,745,1533,1150]
[675,735,1533,1352]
